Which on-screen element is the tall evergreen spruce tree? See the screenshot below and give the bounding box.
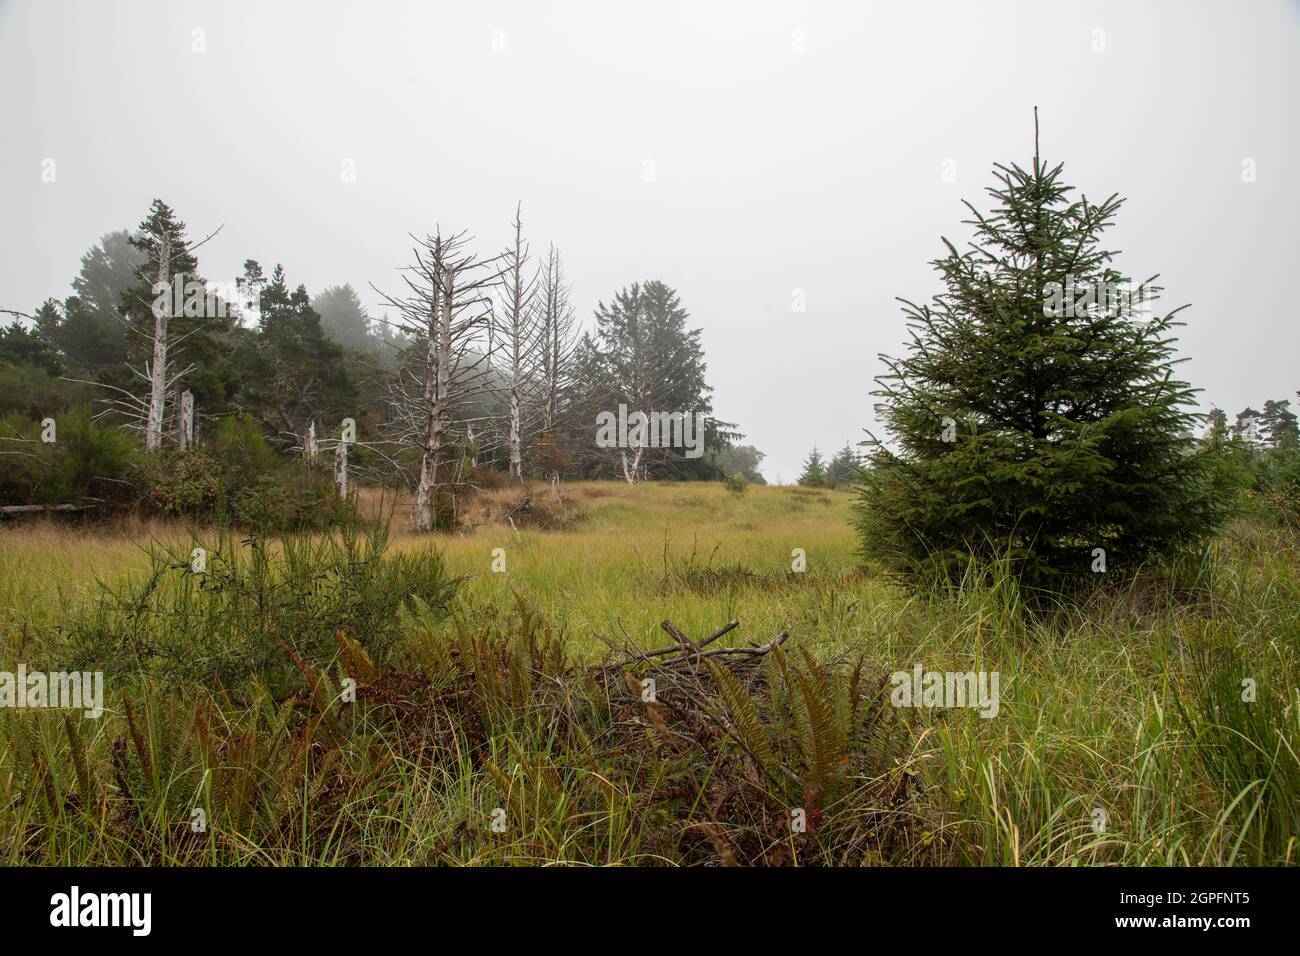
[798,447,827,486]
[572,280,737,480]
[857,123,1228,587]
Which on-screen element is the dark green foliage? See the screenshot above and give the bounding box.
[0,322,62,376]
[827,444,863,486]
[569,281,739,479]
[138,415,355,532]
[210,412,279,485]
[858,144,1229,588]
[798,446,827,487]
[1206,398,1300,527]
[232,264,358,449]
[120,200,240,414]
[138,449,223,517]
[1260,453,1300,529]
[231,470,355,533]
[1259,400,1298,451]
[0,405,138,506]
[0,360,92,419]
[38,406,139,506]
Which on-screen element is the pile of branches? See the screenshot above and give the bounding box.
[365,604,939,865]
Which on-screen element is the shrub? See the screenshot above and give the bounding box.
[67,519,457,698]
[211,413,278,487]
[1251,449,1300,530]
[724,472,748,495]
[139,448,222,517]
[0,405,138,508]
[232,468,356,533]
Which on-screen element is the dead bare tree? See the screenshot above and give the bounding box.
[133,222,222,451]
[64,214,224,449]
[537,247,577,432]
[533,243,580,485]
[377,229,504,531]
[494,202,542,483]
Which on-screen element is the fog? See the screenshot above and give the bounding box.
[2,0,1296,480]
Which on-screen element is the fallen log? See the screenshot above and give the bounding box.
[0,503,99,514]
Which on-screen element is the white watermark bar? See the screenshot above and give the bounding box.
[594,403,707,459]
[0,666,104,718]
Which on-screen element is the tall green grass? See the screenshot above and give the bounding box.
[0,481,1295,865]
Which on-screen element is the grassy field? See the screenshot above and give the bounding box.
[0,481,1296,865]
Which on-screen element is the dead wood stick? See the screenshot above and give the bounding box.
[666,618,744,662]
[615,618,741,666]
[666,631,789,663]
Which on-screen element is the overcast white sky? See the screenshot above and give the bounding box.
[1,0,1297,481]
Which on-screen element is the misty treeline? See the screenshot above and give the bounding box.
[790,397,1300,492]
[0,198,766,529]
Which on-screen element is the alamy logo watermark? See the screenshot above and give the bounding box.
[152,273,258,322]
[889,664,1000,718]
[1042,275,1154,322]
[0,666,103,718]
[50,886,151,936]
[595,404,706,459]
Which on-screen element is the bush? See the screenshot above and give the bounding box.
[724,472,748,495]
[232,468,355,533]
[1251,449,1300,530]
[138,418,356,532]
[0,361,90,419]
[210,413,279,487]
[0,405,138,507]
[67,519,457,698]
[139,448,222,517]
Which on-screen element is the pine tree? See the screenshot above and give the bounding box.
[0,322,62,376]
[233,263,357,448]
[827,443,863,484]
[1232,407,1262,445]
[53,231,141,376]
[572,280,736,481]
[1260,399,1298,451]
[857,120,1228,587]
[1203,407,1228,447]
[313,284,374,352]
[798,447,827,486]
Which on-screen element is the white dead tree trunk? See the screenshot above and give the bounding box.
[378,230,503,532]
[334,436,348,499]
[496,202,540,484]
[144,232,172,452]
[535,244,579,485]
[93,215,221,449]
[414,252,448,530]
[177,389,194,450]
[305,420,318,470]
[620,443,646,485]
